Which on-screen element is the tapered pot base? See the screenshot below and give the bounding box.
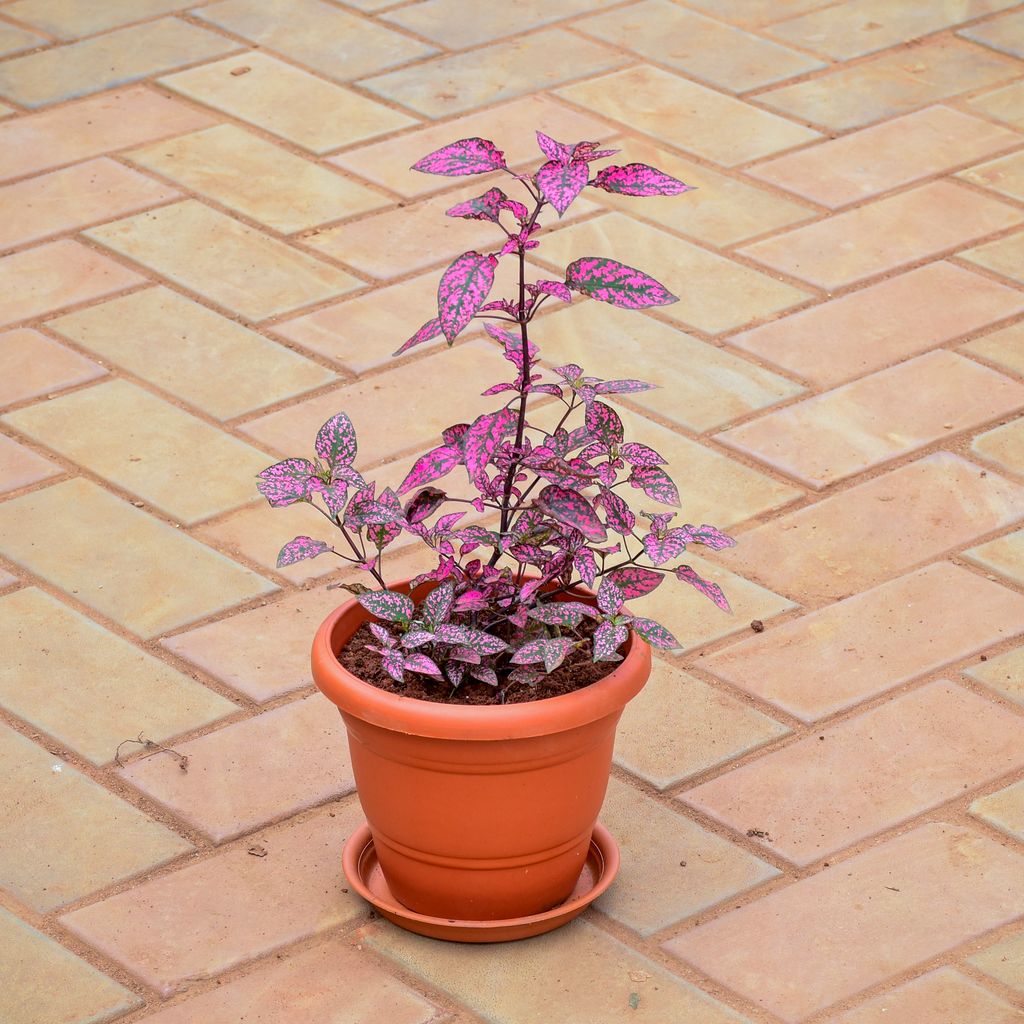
[343,821,619,943]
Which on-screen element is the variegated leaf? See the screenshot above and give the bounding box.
[437,251,497,343]
[599,490,635,535]
[404,486,447,525]
[565,257,678,309]
[643,529,688,566]
[315,413,357,471]
[380,649,405,683]
[358,590,415,624]
[596,380,657,396]
[619,442,666,466]
[393,317,442,357]
[573,546,598,588]
[597,577,623,615]
[679,523,737,551]
[608,566,663,598]
[511,636,576,673]
[446,187,507,223]
[422,579,455,630]
[403,652,443,677]
[537,158,589,216]
[585,400,623,446]
[529,279,572,303]
[537,485,607,542]
[433,623,507,654]
[529,601,597,627]
[397,444,462,495]
[591,163,692,197]
[592,620,627,662]
[412,137,506,176]
[536,130,574,163]
[630,616,679,649]
[675,565,731,612]
[464,407,515,486]
[257,458,318,507]
[276,536,330,568]
[629,466,680,507]
[469,664,499,686]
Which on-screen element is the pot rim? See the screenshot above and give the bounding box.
[310,577,652,741]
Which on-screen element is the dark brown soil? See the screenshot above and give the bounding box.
[337,617,619,705]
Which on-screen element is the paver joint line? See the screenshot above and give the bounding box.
[1,2,1024,1023]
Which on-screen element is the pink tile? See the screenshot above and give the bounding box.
[0,327,106,405]
[666,822,1024,1022]
[0,432,59,492]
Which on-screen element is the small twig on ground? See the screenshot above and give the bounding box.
[113,732,189,772]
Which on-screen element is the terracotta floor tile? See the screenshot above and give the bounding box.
[240,341,507,466]
[0,239,144,328]
[1,907,141,1024]
[586,136,814,247]
[748,106,1020,209]
[272,271,443,374]
[679,0,847,25]
[0,432,58,492]
[972,778,1024,842]
[557,64,820,166]
[536,213,812,334]
[160,52,416,155]
[126,124,388,234]
[4,0,199,38]
[974,416,1024,476]
[739,181,1022,290]
[759,38,1020,131]
[369,918,749,1024]
[0,18,239,108]
[0,327,105,406]
[60,801,367,996]
[578,0,823,92]
[0,723,192,911]
[961,8,1024,58]
[0,588,235,765]
[718,350,1024,488]
[3,379,275,525]
[0,157,177,249]
[667,822,1024,1022]
[0,23,46,56]
[598,778,777,935]
[161,587,341,702]
[963,323,1024,377]
[683,680,1024,866]
[971,80,1024,130]
[196,0,436,80]
[330,95,615,200]
[382,0,621,47]
[767,0,1017,60]
[965,527,1024,585]
[0,478,276,638]
[615,660,790,790]
[717,453,1024,601]
[970,931,1024,995]
[827,967,1024,1024]
[730,262,1024,386]
[537,301,804,433]
[359,30,625,119]
[131,935,436,1024]
[705,562,1024,721]
[966,645,1024,707]
[961,229,1024,284]
[47,286,335,420]
[303,188,506,280]
[120,693,353,843]
[0,87,213,183]
[960,149,1024,204]
[86,200,359,320]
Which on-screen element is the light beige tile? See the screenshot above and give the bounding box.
[966,645,1024,707]
[963,323,1024,376]
[965,527,1024,586]
[0,239,143,328]
[0,22,46,56]
[974,416,1024,476]
[969,930,1024,994]
[971,778,1024,842]
[971,80,1024,130]
[0,908,140,1024]
[536,300,805,432]
[680,0,837,25]
[615,660,789,789]
[0,327,105,406]
[47,287,336,420]
[535,212,812,334]
[761,38,1019,131]
[0,433,59,492]
[196,0,436,79]
[360,30,626,118]
[0,723,192,911]
[3,0,198,38]
[579,0,824,92]
[961,230,1024,284]
[160,51,416,154]
[3,379,274,525]
[126,124,388,234]
[959,149,1024,203]
[0,587,235,764]
[0,18,240,108]
[85,200,360,320]
[0,157,178,249]
[558,64,820,166]
[960,8,1024,58]
[0,478,277,638]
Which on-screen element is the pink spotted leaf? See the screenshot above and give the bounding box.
[679,524,737,551]
[403,486,447,524]
[412,137,506,176]
[445,187,507,223]
[619,442,666,466]
[257,458,319,507]
[315,413,357,471]
[565,257,678,309]
[592,620,627,662]
[591,163,692,197]
[433,623,507,655]
[607,566,663,599]
[276,536,331,568]
[437,251,497,343]
[397,445,462,495]
[674,565,731,612]
[536,158,589,216]
[537,485,607,542]
[393,317,442,357]
[529,601,597,627]
[597,577,623,615]
[528,280,572,303]
[630,617,679,649]
[358,590,415,624]
[403,653,443,677]
[573,546,598,588]
[629,465,680,507]
[464,407,516,486]
[643,529,688,566]
[469,664,499,686]
[536,130,574,163]
[422,579,455,630]
[596,379,657,396]
[511,636,576,673]
[585,401,623,447]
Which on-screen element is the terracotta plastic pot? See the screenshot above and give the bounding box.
[310,577,652,923]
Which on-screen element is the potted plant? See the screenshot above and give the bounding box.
[259,130,735,941]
